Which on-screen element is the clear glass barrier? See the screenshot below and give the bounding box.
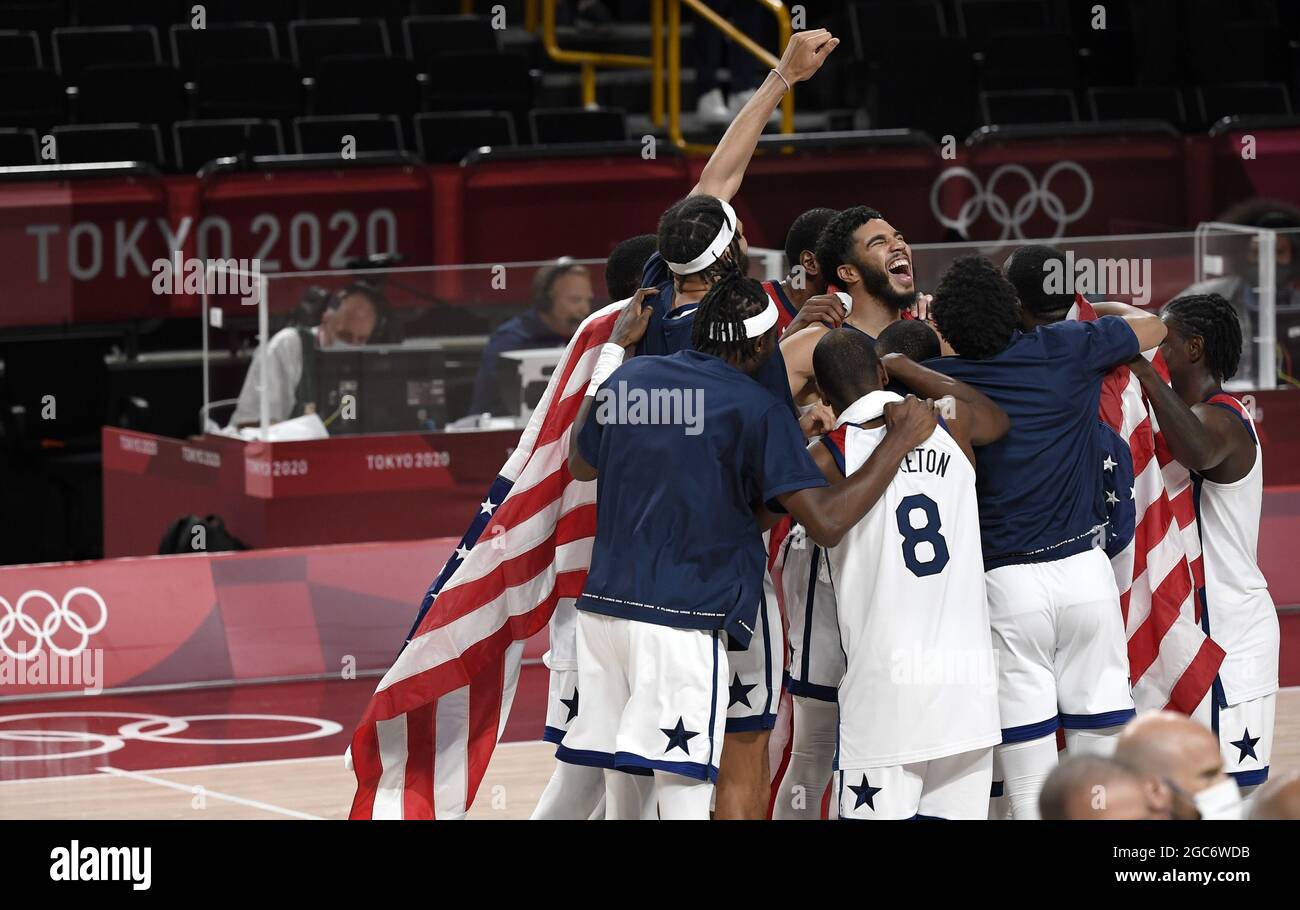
[200,233,1283,438]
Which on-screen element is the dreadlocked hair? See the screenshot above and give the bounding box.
[658,195,741,284]
[691,268,771,362]
[1163,293,1243,381]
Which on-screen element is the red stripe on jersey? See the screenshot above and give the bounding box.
[763,280,799,336]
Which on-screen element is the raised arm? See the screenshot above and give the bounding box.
[774,395,937,547]
[690,28,840,202]
[1127,356,1252,477]
[880,352,1010,446]
[567,288,658,481]
[1092,301,1167,352]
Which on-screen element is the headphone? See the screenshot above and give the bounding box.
[327,282,390,338]
[531,259,585,314]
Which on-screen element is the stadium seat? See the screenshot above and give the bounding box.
[172,118,285,171]
[311,55,420,117]
[979,31,1079,91]
[0,0,66,32]
[870,35,978,140]
[51,123,166,166]
[529,107,627,144]
[847,0,946,64]
[0,29,42,67]
[194,60,305,121]
[0,128,40,166]
[426,50,536,134]
[75,64,188,126]
[1186,22,1292,86]
[1197,83,1294,126]
[956,0,1055,46]
[288,18,390,73]
[169,23,280,80]
[52,25,161,83]
[1088,86,1187,129]
[293,113,404,154]
[0,68,65,128]
[71,0,185,32]
[402,15,498,59]
[979,89,1079,126]
[414,111,516,163]
[299,0,406,19]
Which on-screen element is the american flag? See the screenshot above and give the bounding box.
[1077,296,1225,713]
[349,300,623,819]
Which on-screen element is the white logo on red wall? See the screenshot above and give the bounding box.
[0,588,108,660]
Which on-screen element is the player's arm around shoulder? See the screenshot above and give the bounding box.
[1090,301,1167,352]
[779,322,830,403]
[880,352,1010,447]
[777,396,937,547]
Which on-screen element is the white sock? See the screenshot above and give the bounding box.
[773,696,838,819]
[604,769,656,819]
[530,761,605,820]
[1064,725,1124,757]
[654,771,714,820]
[998,735,1059,820]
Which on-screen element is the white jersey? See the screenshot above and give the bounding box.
[1194,392,1279,705]
[824,391,1001,768]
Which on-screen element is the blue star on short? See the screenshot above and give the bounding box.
[560,688,579,723]
[728,673,756,708]
[661,717,699,755]
[1230,728,1260,764]
[848,774,881,811]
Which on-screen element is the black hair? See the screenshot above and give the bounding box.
[1163,293,1243,381]
[690,269,771,363]
[1004,244,1073,319]
[876,319,941,363]
[814,205,885,288]
[657,195,742,284]
[531,260,589,313]
[813,326,881,412]
[604,234,658,301]
[331,281,387,314]
[784,207,838,275]
[931,255,1020,360]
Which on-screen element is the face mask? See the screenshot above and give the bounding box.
[1192,778,1243,820]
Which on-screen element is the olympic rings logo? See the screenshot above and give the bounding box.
[929,162,1094,240]
[0,588,108,660]
[0,711,344,762]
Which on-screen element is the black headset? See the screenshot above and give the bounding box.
[532,260,585,314]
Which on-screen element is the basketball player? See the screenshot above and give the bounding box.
[807,329,1007,819]
[772,330,1007,820]
[876,318,942,364]
[560,271,938,819]
[633,27,841,818]
[1127,293,1280,799]
[781,205,917,406]
[927,255,1166,819]
[761,207,839,335]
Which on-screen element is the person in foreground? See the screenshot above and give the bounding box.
[557,272,939,818]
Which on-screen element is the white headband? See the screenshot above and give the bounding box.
[666,199,738,275]
[706,296,779,341]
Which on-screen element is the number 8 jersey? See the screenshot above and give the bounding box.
[822,391,1001,769]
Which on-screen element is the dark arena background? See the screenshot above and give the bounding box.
[0,0,1298,870]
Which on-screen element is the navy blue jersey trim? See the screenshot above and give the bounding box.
[707,630,719,772]
[614,751,718,783]
[1001,715,1061,743]
[542,725,566,745]
[822,434,847,476]
[800,547,820,683]
[1229,767,1269,787]
[784,670,838,702]
[1205,400,1257,444]
[1059,708,1136,729]
[768,280,799,320]
[725,713,778,733]
[990,780,1004,798]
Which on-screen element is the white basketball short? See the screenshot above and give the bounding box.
[836,747,994,820]
[725,577,785,731]
[780,530,844,702]
[543,667,580,747]
[1213,691,1275,789]
[557,610,728,782]
[984,547,1135,742]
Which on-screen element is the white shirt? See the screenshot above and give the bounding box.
[229,326,317,428]
[827,391,1001,768]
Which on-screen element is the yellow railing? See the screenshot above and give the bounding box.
[540,0,664,124]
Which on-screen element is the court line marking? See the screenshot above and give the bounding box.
[96,766,324,820]
[0,738,552,786]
